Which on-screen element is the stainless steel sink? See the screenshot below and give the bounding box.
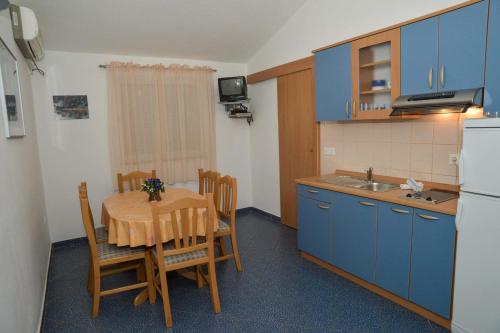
[319,176,368,187]
[318,176,398,192]
[354,182,399,192]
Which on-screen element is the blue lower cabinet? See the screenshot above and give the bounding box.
[331,192,377,282]
[409,209,456,319]
[297,195,332,262]
[375,203,413,299]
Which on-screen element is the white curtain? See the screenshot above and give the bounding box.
[106,62,216,186]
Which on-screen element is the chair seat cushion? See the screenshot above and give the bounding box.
[95,226,108,242]
[216,220,231,233]
[97,242,145,261]
[152,242,208,266]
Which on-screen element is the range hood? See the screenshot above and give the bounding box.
[390,88,483,116]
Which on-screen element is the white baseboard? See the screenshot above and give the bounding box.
[37,245,52,333]
[451,322,471,333]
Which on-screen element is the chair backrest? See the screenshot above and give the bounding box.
[117,170,157,193]
[78,182,98,260]
[216,175,237,222]
[198,168,220,196]
[150,193,215,270]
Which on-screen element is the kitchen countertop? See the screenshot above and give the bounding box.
[296,171,458,216]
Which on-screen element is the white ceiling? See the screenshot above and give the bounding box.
[15,0,308,62]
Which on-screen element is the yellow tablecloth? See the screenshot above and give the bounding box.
[101,188,218,247]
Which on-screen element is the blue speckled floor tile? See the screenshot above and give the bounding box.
[41,211,451,332]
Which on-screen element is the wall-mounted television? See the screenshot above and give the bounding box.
[218,76,247,102]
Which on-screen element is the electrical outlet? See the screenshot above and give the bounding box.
[324,147,336,156]
[449,153,459,165]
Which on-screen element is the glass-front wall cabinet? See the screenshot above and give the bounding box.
[352,28,400,120]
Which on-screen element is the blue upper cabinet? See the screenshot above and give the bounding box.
[375,203,413,299]
[409,209,456,319]
[438,1,488,91]
[401,2,487,95]
[485,0,500,115]
[297,194,332,263]
[315,43,352,121]
[401,17,439,95]
[331,192,377,282]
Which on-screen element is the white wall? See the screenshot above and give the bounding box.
[248,0,464,73]
[31,50,250,242]
[0,10,51,333]
[248,79,280,216]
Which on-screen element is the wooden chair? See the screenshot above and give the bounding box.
[79,182,107,244]
[117,170,157,193]
[214,175,243,272]
[78,182,155,318]
[150,193,221,327]
[198,168,220,200]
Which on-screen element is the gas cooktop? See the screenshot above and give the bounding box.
[402,189,459,204]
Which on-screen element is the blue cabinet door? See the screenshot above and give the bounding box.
[331,192,377,282]
[410,209,456,319]
[315,43,352,121]
[438,1,488,91]
[485,0,500,116]
[374,203,413,299]
[401,17,439,95]
[297,195,332,262]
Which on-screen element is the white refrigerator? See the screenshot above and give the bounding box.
[453,118,500,333]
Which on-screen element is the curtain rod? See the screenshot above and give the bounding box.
[98,64,217,72]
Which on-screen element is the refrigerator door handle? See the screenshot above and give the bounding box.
[455,198,464,231]
[458,150,465,185]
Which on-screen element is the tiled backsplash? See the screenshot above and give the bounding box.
[320,114,469,185]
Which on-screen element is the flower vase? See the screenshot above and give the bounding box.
[148,192,162,202]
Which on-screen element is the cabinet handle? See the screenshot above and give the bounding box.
[440,65,445,88]
[417,213,439,221]
[307,189,319,194]
[427,67,433,89]
[391,208,409,214]
[317,204,330,210]
[345,100,349,117]
[352,99,356,118]
[359,201,375,207]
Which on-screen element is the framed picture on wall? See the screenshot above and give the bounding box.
[52,95,89,120]
[0,37,25,138]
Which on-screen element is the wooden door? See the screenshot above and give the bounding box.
[277,69,318,229]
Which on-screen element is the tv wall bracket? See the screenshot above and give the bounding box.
[219,99,253,125]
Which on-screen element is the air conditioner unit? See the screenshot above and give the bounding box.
[9,4,44,62]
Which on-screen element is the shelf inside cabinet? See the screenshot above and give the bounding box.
[359,59,391,68]
[360,88,391,95]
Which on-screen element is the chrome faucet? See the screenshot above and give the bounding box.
[366,167,373,183]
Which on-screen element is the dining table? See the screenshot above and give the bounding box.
[101,187,219,305]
